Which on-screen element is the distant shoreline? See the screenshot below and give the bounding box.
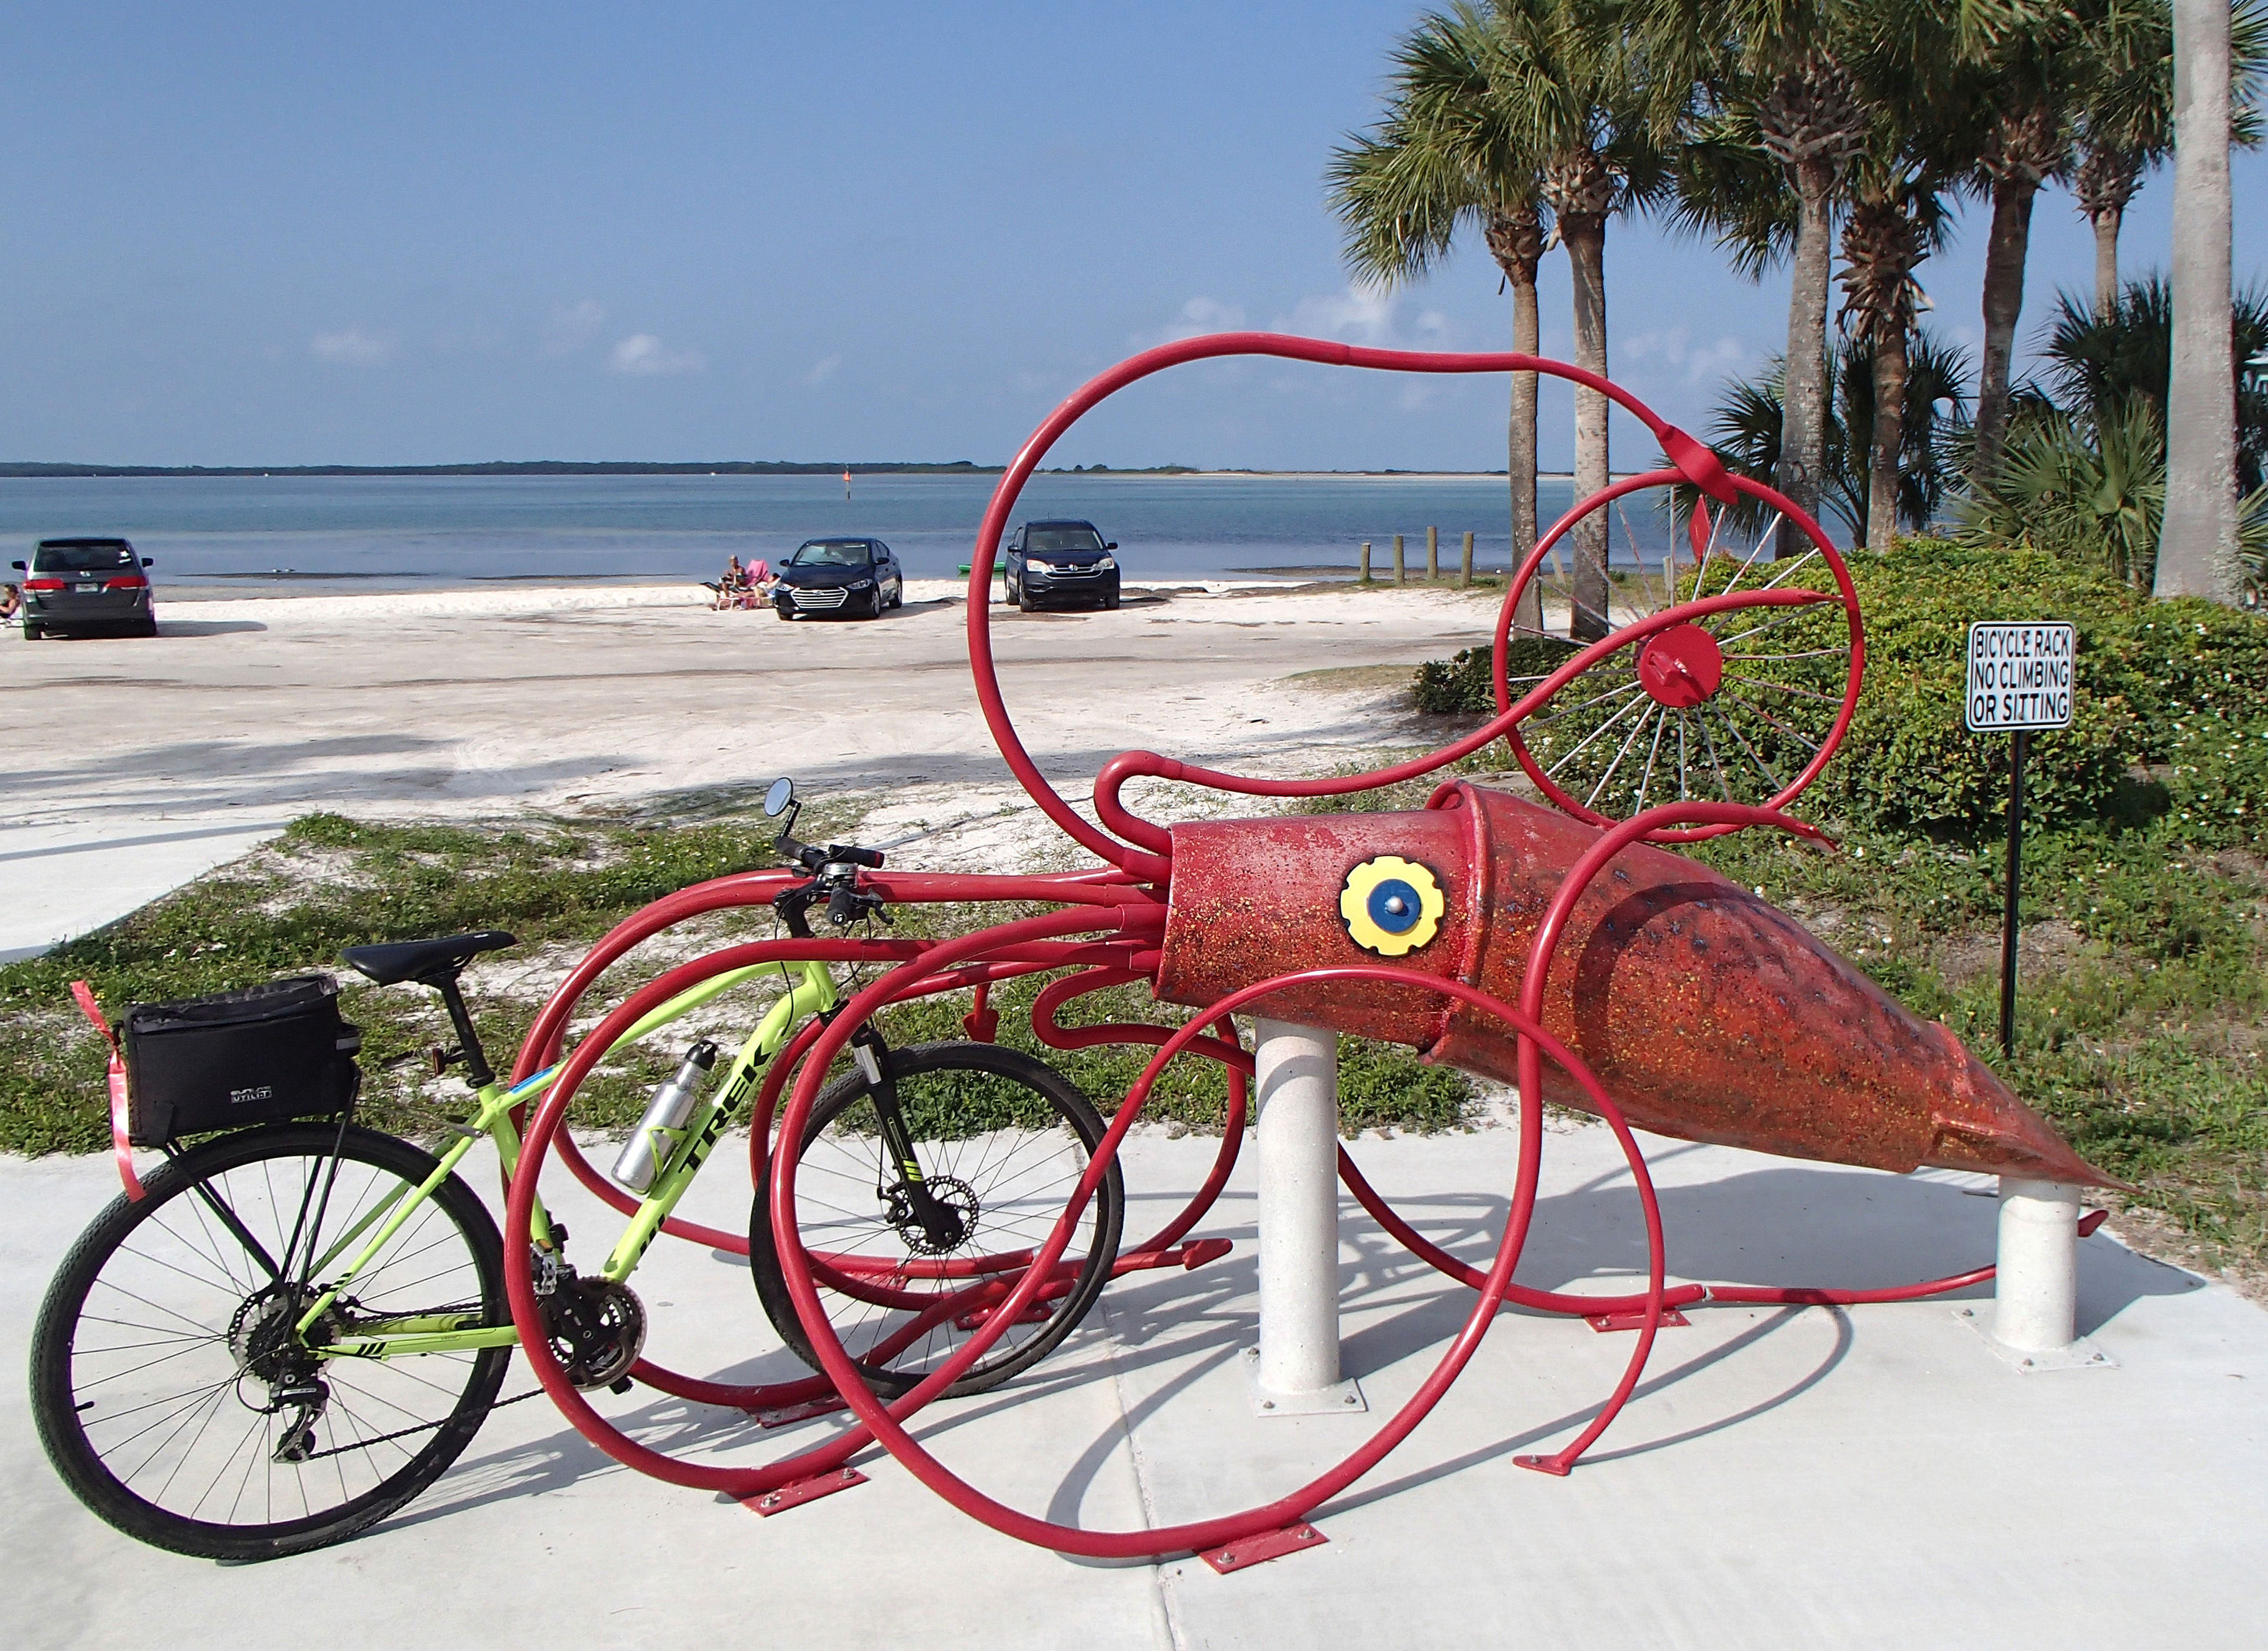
[0,461,1599,481]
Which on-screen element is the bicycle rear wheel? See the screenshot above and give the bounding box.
[750,1040,1123,1398]
[30,1123,509,1561]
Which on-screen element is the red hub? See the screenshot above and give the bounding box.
[1636,623,1722,709]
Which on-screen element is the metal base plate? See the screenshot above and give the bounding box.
[1954,1307,2116,1371]
[1243,1346,1367,1415]
[1200,1522,1327,1573]
[757,1395,849,1428]
[742,1466,867,1515]
[1586,1307,1690,1334]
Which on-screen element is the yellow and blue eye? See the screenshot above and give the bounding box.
[1339,856,1445,957]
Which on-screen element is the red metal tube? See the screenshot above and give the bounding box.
[765,957,1667,1557]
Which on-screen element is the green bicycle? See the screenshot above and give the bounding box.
[30,795,1125,1562]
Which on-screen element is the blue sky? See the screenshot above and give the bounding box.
[2,1,2260,469]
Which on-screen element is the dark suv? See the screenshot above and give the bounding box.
[1005,520,1119,611]
[772,537,904,621]
[13,539,157,638]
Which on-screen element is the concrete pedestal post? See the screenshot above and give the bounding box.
[1245,1019,1366,1414]
[1957,1176,2112,1371]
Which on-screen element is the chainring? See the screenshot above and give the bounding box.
[543,1276,648,1389]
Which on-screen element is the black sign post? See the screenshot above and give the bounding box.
[1998,728,2029,1058]
[1965,622,2075,1061]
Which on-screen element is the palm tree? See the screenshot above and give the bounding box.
[1949,1,2088,486]
[1689,327,1972,543]
[1327,7,1550,628]
[2068,1,2262,320]
[2070,2,2176,318]
[1502,1,1673,637]
[1957,402,2168,586]
[1641,1,1872,558]
[1335,2,1669,642]
[2159,0,2242,599]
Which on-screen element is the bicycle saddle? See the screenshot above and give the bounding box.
[339,931,518,987]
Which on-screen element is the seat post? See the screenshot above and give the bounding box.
[426,974,496,1090]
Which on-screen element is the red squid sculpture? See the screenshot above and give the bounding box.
[498,334,2107,1567]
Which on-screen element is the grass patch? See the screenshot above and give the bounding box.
[0,811,1475,1156]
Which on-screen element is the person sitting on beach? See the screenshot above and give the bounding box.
[713,555,747,610]
[0,583,19,624]
[744,559,775,606]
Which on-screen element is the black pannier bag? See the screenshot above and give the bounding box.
[122,976,362,1147]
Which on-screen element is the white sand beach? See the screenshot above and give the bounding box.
[2,579,1507,952]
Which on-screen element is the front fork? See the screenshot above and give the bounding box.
[847,1024,964,1252]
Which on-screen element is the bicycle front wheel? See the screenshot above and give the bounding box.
[30,1123,509,1561]
[751,1040,1123,1398]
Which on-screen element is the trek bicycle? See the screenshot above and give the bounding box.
[30,785,1124,1561]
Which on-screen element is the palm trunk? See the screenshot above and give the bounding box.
[2074,143,2142,322]
[1511,272,1543,632]
[1488,204,1546,634]
[1973,175,2040,485]
[1564,214,1611,642]
[2091,204,2124,319]
[1777,166,1836,558]
[2158,0,2241,601]
[1868,325,1909,550]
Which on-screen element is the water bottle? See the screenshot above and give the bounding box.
[611,1042,717,1192]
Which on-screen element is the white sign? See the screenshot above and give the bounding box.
[1964,621,2075,732]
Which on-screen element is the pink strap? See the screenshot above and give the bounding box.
[70,981,145,1202]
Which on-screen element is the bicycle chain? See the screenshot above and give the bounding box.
[298,1385,549,1463]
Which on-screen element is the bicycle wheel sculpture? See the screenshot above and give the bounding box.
[501,333,2112,1563]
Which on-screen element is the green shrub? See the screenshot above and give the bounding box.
[1413,637,1579,716]
[1409,539,2268,846]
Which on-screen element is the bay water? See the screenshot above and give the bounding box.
[0,471,1700,599]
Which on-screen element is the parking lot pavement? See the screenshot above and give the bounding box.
[6,1125,2265,1650]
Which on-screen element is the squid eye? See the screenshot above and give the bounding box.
[1338,857,1444,957]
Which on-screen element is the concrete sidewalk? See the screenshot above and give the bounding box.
[0,817,288,962]
[4,1121,2262,1650]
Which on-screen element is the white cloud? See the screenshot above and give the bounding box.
[609,333,705,376]
[1276,283,1448,347]
[543,299,606,357]
[804,353,842,384]
[1621,327,1750,387]
[1132,296,1247,347]
[309,327,392,366]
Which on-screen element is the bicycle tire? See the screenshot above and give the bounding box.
[31,1123,510,1561]
[750,1040,1123,1398]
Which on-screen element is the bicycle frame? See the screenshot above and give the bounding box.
[295,957,839,1361]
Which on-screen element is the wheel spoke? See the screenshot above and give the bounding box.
[1715,687,1824,755]
[1543,690,1653,780]
[1583,705,1660,811]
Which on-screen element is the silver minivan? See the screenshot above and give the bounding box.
[12,538,157,638]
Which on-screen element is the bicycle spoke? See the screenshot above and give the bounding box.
[1710,706,1789,793]
[1527,675,1646,728]
[1716,687,1824,755]
[1635,710,1669,813]
[1584,705,1660,811]
[1719,671,1847,706]
[1698,713,1733,801]
[1756,546,1820,592]
[1711,514,1782,601]
[1543,691,1653,780]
